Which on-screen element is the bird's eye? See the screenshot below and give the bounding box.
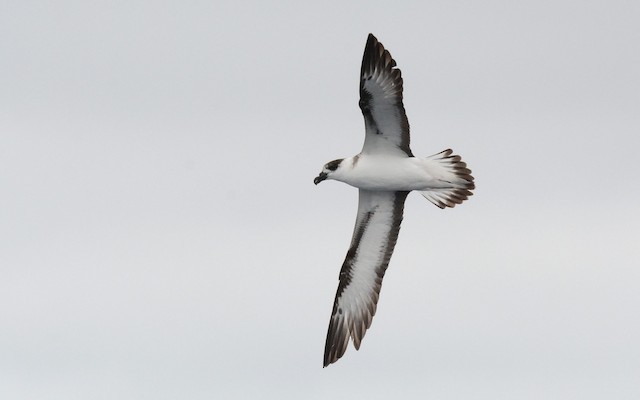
[326,160,341,171]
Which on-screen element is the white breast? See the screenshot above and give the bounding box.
[334,155,436,191]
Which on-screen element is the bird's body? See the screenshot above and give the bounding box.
[315,34,475,367]
[327,153,471,192]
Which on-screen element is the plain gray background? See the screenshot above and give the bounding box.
[2,1,639,398]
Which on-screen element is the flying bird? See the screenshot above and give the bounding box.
[314,34,475,367]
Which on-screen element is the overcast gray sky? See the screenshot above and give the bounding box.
[2,0,639,399]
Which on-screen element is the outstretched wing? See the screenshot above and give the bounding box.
[324,190,409,367]
[359,34,413,157]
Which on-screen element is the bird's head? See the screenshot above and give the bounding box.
[314,159,344,185]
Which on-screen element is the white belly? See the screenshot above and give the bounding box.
[334,156,442,191]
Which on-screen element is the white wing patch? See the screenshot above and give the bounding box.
[324,190,409,367]
[359,34,412,157]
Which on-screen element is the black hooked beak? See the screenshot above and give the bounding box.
[314,172,328,185]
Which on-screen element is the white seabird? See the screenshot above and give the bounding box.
[315,34,475,367]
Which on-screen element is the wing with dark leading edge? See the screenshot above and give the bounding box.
[323,190,409,367]
[359,34,413,157]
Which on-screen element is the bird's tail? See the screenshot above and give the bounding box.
[419,149,475,209]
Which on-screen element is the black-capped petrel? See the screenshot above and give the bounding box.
[314,34,475,367]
